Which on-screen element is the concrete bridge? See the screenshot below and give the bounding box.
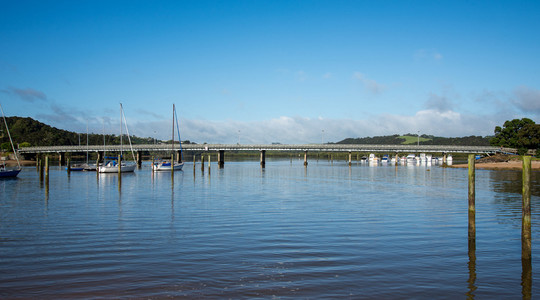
[18,143,505,168]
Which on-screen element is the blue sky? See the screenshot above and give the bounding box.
[1,0,539,144]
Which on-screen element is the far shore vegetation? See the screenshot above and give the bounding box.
[1,117,538,160]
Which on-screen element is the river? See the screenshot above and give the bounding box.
[1,159,539,298]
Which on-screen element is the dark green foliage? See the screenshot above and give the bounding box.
[490,118,539,155]
[422,136,491,146]
[337,134,491,146]
[0,116,155,147]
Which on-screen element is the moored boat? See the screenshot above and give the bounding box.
[153,104,184,172]
[0,103,21,178]
[98,103,137,173]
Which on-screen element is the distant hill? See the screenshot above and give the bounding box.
[0,116,154,149]
[337,134,491,146]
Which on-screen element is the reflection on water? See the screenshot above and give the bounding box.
[0,162,538,298]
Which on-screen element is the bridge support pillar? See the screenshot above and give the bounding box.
[260,150,266,168]
[176,150,182,163]
[304,151,308,167]
[97,151,104,165]
[218,150,225,168]
[136,151,142,168]
[58,152,66,166]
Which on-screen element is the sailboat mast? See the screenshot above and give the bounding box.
[120,103,123,158]
[174,105,183,162]
[86,120,89,164]
[0,103,20,169]
[172,104,175,155]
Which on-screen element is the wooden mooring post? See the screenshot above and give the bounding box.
[522,156,532,298]
[468,154,475,241]
[201,155,205,172]
[304,151,308,167]
[171,154,175,177]
[118,154,122,175]
[45,155,49,178]
[522,156,532,259]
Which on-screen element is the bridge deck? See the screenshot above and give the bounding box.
[18,144,504,154]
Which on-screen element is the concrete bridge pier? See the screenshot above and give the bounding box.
[304,151,308,167]
[136,151,142,168]
[218,150,225,168]
[97,151,104,165]
[176,150,182,163]
[58,152,66,166]
[260,150,266,168]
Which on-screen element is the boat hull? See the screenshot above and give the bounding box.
[152,162,184,171]
[98,163,136,173]
[0,169,21,178]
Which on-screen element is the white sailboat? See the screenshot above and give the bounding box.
[153,104,184,172]
[0,103,21,178]
[98,103,137,173]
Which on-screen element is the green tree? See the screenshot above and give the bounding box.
[490,118,539,155]
[1,142,11,151]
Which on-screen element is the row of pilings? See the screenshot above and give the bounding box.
[467,155,533,299]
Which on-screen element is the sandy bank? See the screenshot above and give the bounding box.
[451,160,540,171]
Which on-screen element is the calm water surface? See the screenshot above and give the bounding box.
[1,159,539,299]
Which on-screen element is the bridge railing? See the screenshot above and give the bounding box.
[18,144,504,154]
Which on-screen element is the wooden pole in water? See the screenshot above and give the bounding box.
[208,154,211,173]
[201,154,205,172]
[45,155,49,178]
[522,156,532,260]
[348,151,352,166]
[304,151,308,167]
[39,157,43,180]
[67,158,71,173]
[193,155,196,170]
[171,154,175,176]
[468,154,475,241]
[118,154,122,175]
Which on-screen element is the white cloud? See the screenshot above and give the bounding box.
[424,93,454,112]
[512,86,540,114]
[122,109,498,145]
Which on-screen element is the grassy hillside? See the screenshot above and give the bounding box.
[400,135,431,144]
[337,134,491,146]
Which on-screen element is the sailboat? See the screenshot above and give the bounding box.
[152,104,184,172]
[98,103,137,173]
[0,103,21,178]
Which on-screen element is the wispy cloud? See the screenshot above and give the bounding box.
[414,49,443,61]
[353,72,385,94]
[296,71,307,82]
[512,86,540,115]
[2,87,48,102]
[424,93,454,112]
